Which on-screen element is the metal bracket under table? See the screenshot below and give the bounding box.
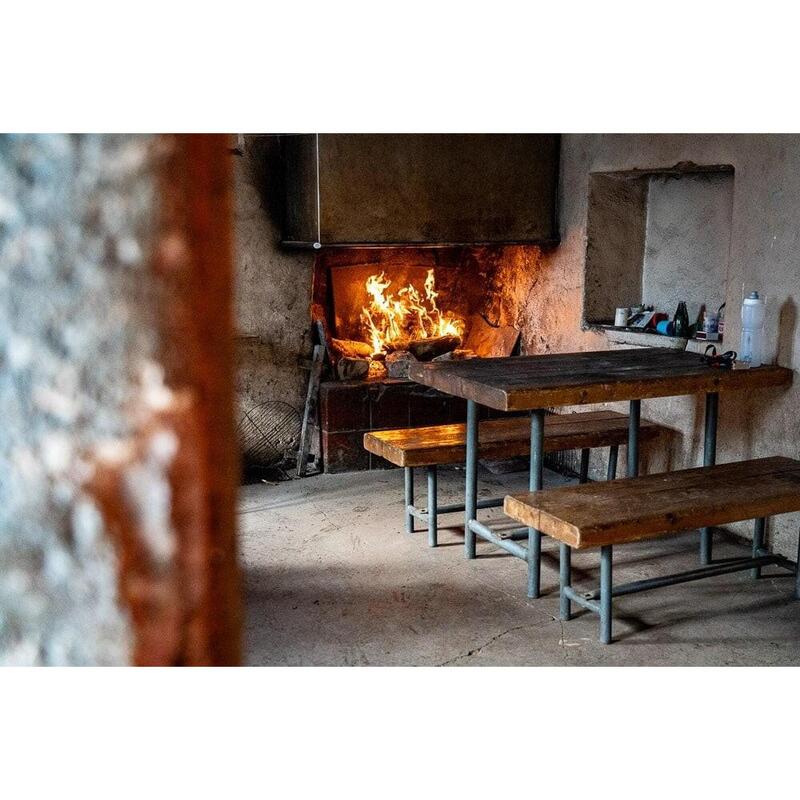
[463,400,622,598]
[559,523,800,644]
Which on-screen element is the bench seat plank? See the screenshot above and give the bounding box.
[363,410,661,468]
[504,456,800,549]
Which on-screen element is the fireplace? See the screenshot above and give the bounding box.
[313,245,542,471]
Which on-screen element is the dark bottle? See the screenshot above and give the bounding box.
[673,301,690,338]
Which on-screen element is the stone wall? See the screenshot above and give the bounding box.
[523,134,800,557]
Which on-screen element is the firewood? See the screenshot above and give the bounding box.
[331,338,373,359]
[385,350,417,379]
[407,335,462,361]
[336,357,370,380]
[432,348,476,362]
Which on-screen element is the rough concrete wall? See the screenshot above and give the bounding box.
[0,134,170,664]
[233,136,314,422]
[524,134,800,557]
[642,172,733,323]
[584,174,648,322]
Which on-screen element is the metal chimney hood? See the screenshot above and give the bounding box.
[280,134,560,248]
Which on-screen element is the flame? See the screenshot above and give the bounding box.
[360,268,464,355]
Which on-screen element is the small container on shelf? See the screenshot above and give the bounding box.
[672,301,690,338]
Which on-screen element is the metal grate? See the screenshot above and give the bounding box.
[238,401,301,468]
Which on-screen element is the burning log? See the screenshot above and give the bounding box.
[360,268,465,357]
[385,350,417,379]
[368,361,387,379]
[330,338,373,360]
[336,357,370,381]
[407,335,462,362]
[432,348,477,362]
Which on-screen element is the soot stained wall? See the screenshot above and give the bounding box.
[233,136,315,429]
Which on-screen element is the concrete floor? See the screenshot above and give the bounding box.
[241,465,800,666]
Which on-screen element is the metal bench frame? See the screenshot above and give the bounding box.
[404,444,619,548]
[559,522,800,644]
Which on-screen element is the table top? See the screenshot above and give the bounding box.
[408,348,793,411]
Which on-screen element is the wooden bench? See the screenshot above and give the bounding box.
[504,456,800,643]
[363,410,663,546]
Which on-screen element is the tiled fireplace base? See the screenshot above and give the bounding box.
[320,379,468,472]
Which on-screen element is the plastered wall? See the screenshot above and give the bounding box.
[523,134,800,558]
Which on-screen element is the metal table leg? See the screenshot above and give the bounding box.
[527,409,545,598]
[628,399,640,478]
[796,529,800,600]
[579,448,590,484]
[559,543,572,621]
[700,392,719,564]
[751,517,765,578]
[404,467,414,533]
[465,399,478,559]
[607,445,619,480]
[427,466,438,548]
[600,545,613,644]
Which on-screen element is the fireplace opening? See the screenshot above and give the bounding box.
[337,265,467,370]
[314,246,530,379]
[312,245,542,471]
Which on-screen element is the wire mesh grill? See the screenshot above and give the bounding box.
[238,401,302,468]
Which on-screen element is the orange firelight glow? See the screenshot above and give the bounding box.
[360,268,465,355]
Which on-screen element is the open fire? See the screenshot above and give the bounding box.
[360,269,465,356]
[327,267,473,380]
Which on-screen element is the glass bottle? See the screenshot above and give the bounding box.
[673,301,690,338]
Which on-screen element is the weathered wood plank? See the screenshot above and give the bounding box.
[504,456,800,549]
[408,349,793,410]
[363,410,663,467]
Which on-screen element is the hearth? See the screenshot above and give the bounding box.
[312,245,542,471]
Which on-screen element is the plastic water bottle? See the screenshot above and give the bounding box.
[740,291,766,366]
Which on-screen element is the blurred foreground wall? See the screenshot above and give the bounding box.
[0,134,240,665]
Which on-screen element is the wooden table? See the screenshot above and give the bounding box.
[409,348,792,598]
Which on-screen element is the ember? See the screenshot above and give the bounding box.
[360,269,465,356]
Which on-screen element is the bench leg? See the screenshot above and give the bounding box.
[465,399,478,559]
[579,448,590,484]
[559,543,572,621]
[600,545,613,644]
[427,466,438,547]
[607,445,618,480]
[404,467,415,533]
[527,409,545,599]
[751,517,766,578]
[700,391,719,565]
[627,399,640,478]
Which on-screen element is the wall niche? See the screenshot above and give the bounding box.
[583,163,735,328]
